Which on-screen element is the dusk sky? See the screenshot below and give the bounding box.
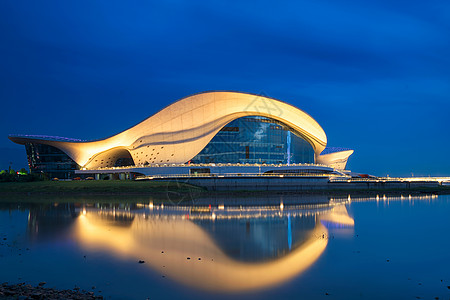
[1,0,449,176]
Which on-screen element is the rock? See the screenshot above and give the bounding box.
[38,282,46,286]
[139,260,145,264]
[187,257,190,260]
[198,258,201,260]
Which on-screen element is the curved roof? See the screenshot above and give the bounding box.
[9,91,327,168]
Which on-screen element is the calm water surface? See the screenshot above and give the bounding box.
[0,194,449,299]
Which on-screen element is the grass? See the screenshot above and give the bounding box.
[0,180,448,203]
[0,180,205,197]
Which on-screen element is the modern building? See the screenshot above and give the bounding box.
[9,91,353,179]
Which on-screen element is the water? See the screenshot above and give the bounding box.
[0,194,449,299]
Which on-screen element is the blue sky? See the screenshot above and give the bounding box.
[1,0,449,176]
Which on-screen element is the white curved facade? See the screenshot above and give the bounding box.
[9,91,353,170]
[316,149,354,170]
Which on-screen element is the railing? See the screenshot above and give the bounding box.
[135,173,346,180]
[80,162,332,171]
[330,177,450,183]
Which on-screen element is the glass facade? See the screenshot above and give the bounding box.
[25,143,80,179]
[190,116,315,164]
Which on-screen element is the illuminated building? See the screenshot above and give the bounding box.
[9,91,353,178]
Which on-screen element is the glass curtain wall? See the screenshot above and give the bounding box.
[25,143,80,179]
[190,116,314,164]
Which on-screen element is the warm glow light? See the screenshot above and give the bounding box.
[70,205,356,293]
[11,92,328,169]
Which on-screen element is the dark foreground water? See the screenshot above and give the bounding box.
[0,194,449,300]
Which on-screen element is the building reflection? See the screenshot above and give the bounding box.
[25,198,354,292]
[27,203,78,242]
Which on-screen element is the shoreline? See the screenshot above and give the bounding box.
[0,181,449,201]
[0,282,103,299]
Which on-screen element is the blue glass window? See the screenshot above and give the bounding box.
[190,116,314,164]
[25,143,80,179]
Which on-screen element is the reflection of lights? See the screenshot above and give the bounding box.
[161,204,164,209]
[287,213,292,251]
[149,201,153,209]
[218,205,224,210]
[72,205,337,293]
[83,208,87,215]
[280,202,284,210]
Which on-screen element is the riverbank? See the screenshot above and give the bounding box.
[0,282,103,299]
[0,180,449,201]
[0,180,205,197]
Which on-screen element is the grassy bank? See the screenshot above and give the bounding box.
[0,180,205,197]
[1,180,449,203]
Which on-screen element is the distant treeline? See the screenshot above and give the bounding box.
[0,169,43,182]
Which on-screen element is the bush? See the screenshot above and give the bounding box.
[0,169,44,182]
